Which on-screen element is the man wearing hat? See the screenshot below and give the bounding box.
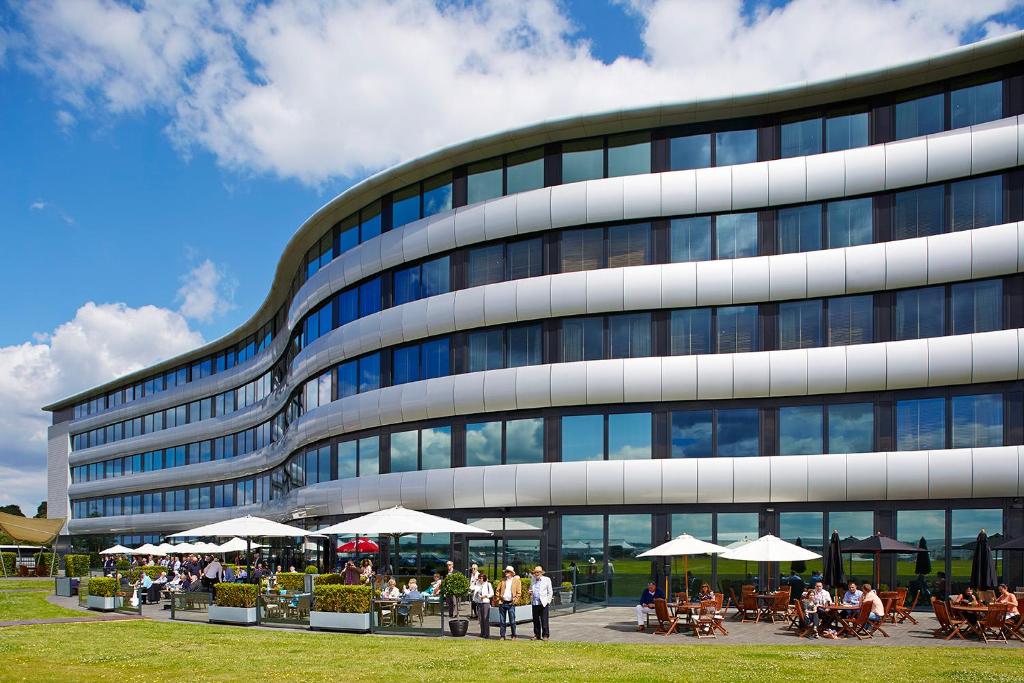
[495,566,522,640]
[530,565,554,641]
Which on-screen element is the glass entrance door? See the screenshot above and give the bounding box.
[467,537,541,580]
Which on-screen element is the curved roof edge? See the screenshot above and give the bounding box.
[45,30,1024,412]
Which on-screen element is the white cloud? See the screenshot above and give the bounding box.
[10,0,1021,186]
[29,201,46,210]
[176,258,236,323]
[55,109,75,131]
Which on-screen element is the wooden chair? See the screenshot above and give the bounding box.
[878,591,900,624]
[727,588,742,619]
[740,591,759,623]
[862,598,892,637]
[977,589,996,604]
[768,588,791,624]
[976,603,1008,643]
[790,601,815,638]
[848,603,875,640]
[693,600,717,639]
[895,590,919,624]
[653,598,681,636]
[1003,613,1023,642]
[711,593,728,635]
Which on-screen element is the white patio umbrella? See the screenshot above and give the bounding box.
[166,542,199,555]
[169,515,311,581]
[191,541,222,554]
[638,534,729,600]
[216,537,266,554]
[720,534,821,591]
[155,543,177,554]
[99,544,134,555]
[132,543,166,557]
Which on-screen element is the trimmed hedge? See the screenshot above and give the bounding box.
[305,565,319,574]
[115,558,130,571]
[89,577,119,598]
[65,554,91,578]
[313,584,372,613]
[1,552,14,576]
[315,573,343,586]
[275,572,305,592]
[127,565,164,581]
[215,583,258,608]
[33,552,56,574]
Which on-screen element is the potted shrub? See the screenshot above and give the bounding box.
[65,554,91,578]
[209,583,259,625]
[304,565,318,592]
[488,577,534,625]
[86,577,122,611]
[558,581,574,605]
[274,572,305,593]
[441,571,471,636]
[309,584,372,632]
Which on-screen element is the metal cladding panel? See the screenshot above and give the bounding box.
[971,329,1019,383]
[483,368,518,412]
[805,248,846,298]
[845,452,887,501]
[340,248,364,289]
[733,457,770,502]
[843,144,885,196]
[360,232,384,279]
[425,376,456,418]
[661,262,698,308]
[805,345,847,395]
[1019,114,1024,167]
[884,237,928,290]
[483,281,518,325]
[805,150,845,201]
[339,395,362,432]
[357,476,380,513]
[623,173,662,220]
[398,302,427,345]
[453,287,486,330]
[586,268,625,313]
[886,339,929,390]
[661,355,698,401]
[769,349,808,397]
[929,128,974,183]
[424,468,456,510]
[515,463,552,507]
[696,354,733,400]
[845,343,887,392]
[379,227,406,270]
[927,230,972,284]
[767,157,806,206]
[515,364,551,409]
[731,161,769,210]
[586,359,625,404]
[661,458,698,504]
[453,467,486,508]
[587,460,625,505]
[548,271,588,317]
[971,118,1019,174]
[694,166,732,213]
[400,470,429,509]
[484,194,518,240]
[661,169,697,216]
[622,264,662,310]
[696,458,733,504]
[770,456,808,502]
[883,137,928,189]
[454,202,485,246]
[549,461,588,505]
[356,391,381,428]
[515,187,552,233]
[452,372,485,415]
[402,219,431,263]
[550,182,588,228]
[971,446,1020,498]
[377,472,404,509]
[844,242,887,293]
[378,305,405,347]
[732,352,770,398]
[886,451,930,500]
[515,276,551,320]
[425,291,457,336]
[928,449,973,499]
[731,256,770,304]
[550,362,588,406]
[695,260,733,306]
[376,385,405,425]
[46,424,70,525]
[400,382,429,422]
[586,176,624,223]
[806,454,847,502]
[927,335,973,386]
[357,315,382,356]
[484,464,518,507]
[340,477,361,514]
[768,252,807,301]
[971,223,1018,279]
[623,459,663,504]
[623,357,663,403]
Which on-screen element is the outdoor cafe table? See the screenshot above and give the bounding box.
[819,604,860,638]
[262,592,310,620]
[754,593,778,623]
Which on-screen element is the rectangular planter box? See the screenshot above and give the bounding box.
[208,605,258,626]
[309,610,371,632]
[87,595,123,611]
[55,577,75,597]
[488,604,534,625]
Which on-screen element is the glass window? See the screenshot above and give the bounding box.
[422,173,452,218]
[359,436,379,476]
[670,217,712,262]
[893,185,945,240]
[507,324,542,368]
[607,223,651,268]
[951,393,1002,448]
[506,418,543,464]
[467,158,503,204]
[951,279,1001,335]
[468,329,503,372]
[359,353,381,393]
[390,430,418,473]
[609,312,651,359]
[359,278,381,317]
[715,129,757,166]
[950,175,1002,232]
[393,264,420,306]
[827,294,874,346]
[671,410,712,458]
[607,132,650,177]
[778,204,822,254]
[608,514,651,600]
[466,421,502,467]
[715,213,757,259]
[951,508,1002,594]
[421,426,451,470]
[562,414,604,461]
[562,316,604,362]
[608,413,651,460]
[778,405,823,455]
[895,93,944,140]
[421,256,450,298]
[778,299,823,350]
[561,514,604,577]
[338,214,360,254]
[421,338,449,379]
[717,512,759,591]
[392,345,420,385]
[827,197,873,248]
[338,289,358,326]
[779,511,824,584]
[670,308,712,356]
[360,202,382,242]
[894,286,944,340]
[391,184,421,228]
[825,112,869,152]
[896,397,946,450]
[507,237,543,280]
[560,228,603,272]
[828,403,874,453]
[781,118,822,158]
[896,509,944,593]
[338,441,357,479]
[716,305,758,353]
[506,148,544,195]
[562,138,604,183]
[467,243,505,288]
[669,133,711,171]
[717,409,759,457]
[950,81,1002,128]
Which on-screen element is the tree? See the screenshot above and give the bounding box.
[34,502,47,519]
[0,505,24,517]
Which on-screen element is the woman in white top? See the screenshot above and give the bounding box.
[471,573,495,639]
[380,578,401,600]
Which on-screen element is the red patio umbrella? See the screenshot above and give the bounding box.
[337,537,379,553]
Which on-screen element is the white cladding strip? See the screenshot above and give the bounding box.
[66,445,1023,534]
[47,423,71,528]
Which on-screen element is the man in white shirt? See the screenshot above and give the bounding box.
[529,566,553,641]
[469,563,480,618]
[203,557,223,592]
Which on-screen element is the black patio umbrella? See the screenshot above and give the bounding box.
[969,530,998,591]
[992,536,1024,551]
[791,537,807,575]
[822,531,845,591]
[914,537,931,576]
[841,532,927,588]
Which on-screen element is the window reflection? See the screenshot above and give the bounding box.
[506,148,544,195]
[670,308,712,356]
[827,295,873,346]
[950,81,1002,128]
[562,138,604,183]
[951,279,1001,335]
[893,185,945,239]
[715,129,757,166]
[778,204,822,254]
[826,112,869,152]
[828,403,874,453]
[715,213,757,259]
[827,198,872,248]
[670,134,711,171]
[896,397,946,450]
[562,415,604,461]
[781,118,822,158]
[778,300,823,350]
[778,406,823,455]
[608,413,651,460]
[894,286,944,340]
[607,132,650,177]
[670,217,712,262]
[951,394,1003,448]
[950,175,1002,232]
[950,508,1002,593]
[717,409,759,457]
[467,158,503,204]
[896,509,944,593]
[506,418,543,464]
[466,421,502,467]
[671,410,712,458]
[895,93,944,140]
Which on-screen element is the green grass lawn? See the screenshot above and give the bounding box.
[0,578,94,622]
[0,578,58,591]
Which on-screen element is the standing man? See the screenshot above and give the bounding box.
[496,566,521,640]
[469,563,480,619]
[530,565,553,641]
[444,559,457,618]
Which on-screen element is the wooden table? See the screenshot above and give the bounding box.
[754,593,778,623]
[819,603,860,638]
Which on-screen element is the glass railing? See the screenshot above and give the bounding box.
[259,591,312,628]
[169,591,213,622]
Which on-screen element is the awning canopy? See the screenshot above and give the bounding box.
[0,512,64,545]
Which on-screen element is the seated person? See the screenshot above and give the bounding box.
[139,572,154,603]
[806,581,833,637]
[787,572,806,600]
[695,583,715,603]
[380,578,401,600]
[223,565,235,583]
[187,572,205,592]
[995,584,1020,622]
[955,586,978,605]
[402,579,423,600]
[424,573,443,596]
[842,581,863,606]
[861,583,884,623]
[634,581,665,632]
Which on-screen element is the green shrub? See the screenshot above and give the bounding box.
[305,565,319,574]
[89,577,119,598]
[275,572,305,592]
[1,552,14,575]
[560,581,573,591]
[516,577,532,606]
[115,558,130,571]
[33,552,56,574]
[313,584,372,613]
[65,554,91,578]
[214,583,258,608]
[126,565,164,581]
[315,573,343,586]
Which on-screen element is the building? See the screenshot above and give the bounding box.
[46,33,1024,601]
